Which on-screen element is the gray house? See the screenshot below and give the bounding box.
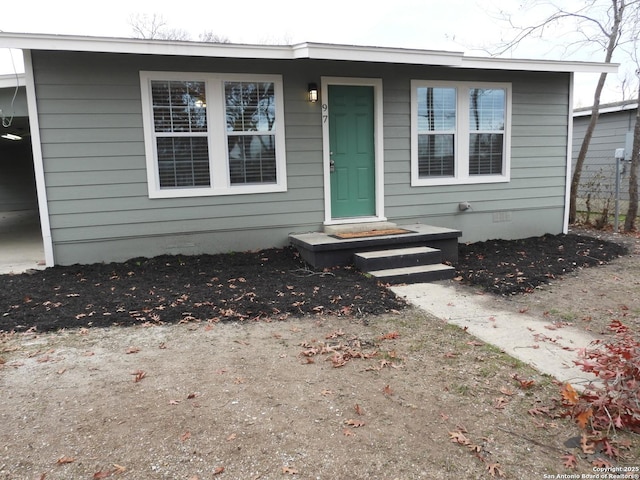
[0,33,616,269]
[572,99,638,208]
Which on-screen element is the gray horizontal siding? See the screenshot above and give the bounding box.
[381,69,569,241]
[32,50,572,264]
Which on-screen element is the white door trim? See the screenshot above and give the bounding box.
[321,77,385,225]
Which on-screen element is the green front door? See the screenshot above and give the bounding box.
[329,85,376,219]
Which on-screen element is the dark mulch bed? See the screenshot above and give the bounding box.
[0,247,404,333]
[456,233,628,295]
[0,233,627,332]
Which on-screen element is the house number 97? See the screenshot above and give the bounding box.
[322,103,328,123]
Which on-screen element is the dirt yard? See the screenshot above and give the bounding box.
[1,229,639,479]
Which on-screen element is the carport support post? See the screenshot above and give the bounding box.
[614,148,625,233]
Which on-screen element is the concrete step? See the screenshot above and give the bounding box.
[367,264,456,285]
[354,246,442,271]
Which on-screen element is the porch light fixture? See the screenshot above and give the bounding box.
[308,83,319,103]
[1,133,22,141]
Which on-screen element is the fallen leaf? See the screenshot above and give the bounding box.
[528,406,550,416]
[354,403,364,415]
[343,428,355,436]
[449,431,471,445]
[213,466,225,475]
[575,408,593,429]
[466,340,483,346]
[344,419,365,428]
[56,456,75,465]
[383,384,393,396]
[580,433,596,454]
[125,347,140,354]
[561,383,579,406]
[320,389,334,396]
[112,464,126,474]
[325,329,345,339]
[131,370,146,382]
[493,397,509,409]
[486,462,504,477]
[226,433,237,441]
[378,331,399,341]
[499,387,514,396]
[93,471,113,479]
[602,439,619,459]
[512,374,535,389]
[168,399,181,405]
[180,431,191,442]
[282,466,298,475]
[562,453,578,469]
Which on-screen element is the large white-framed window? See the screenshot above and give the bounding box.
[140,71,287,198]
[410,80,511,186]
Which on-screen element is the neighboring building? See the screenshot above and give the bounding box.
[0,32,616,267]
[572,99,638,208]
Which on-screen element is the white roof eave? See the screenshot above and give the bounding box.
[0,32,618,73]
[0,73,25,88]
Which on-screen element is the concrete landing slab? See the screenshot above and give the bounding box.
[391,282,598,388]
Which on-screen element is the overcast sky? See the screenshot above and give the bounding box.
[0,0,634,106]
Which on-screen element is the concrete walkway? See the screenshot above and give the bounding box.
[391,282,598,388]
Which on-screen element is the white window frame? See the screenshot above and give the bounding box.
[140,71,287,198]
[410,80,511,186]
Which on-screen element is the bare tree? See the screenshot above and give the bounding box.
[128,14,230,43]
[198,31,230,43]
[492,0,640,224]
[128,13,191,41]
[623,76,639,231]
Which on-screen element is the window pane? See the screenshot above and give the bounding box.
[469,89,505,131]
[151,80,207,133]
[225,82,276,132]
[417,87,456,131]
[418,133,454,177]
[157,137,210,188]
[469,133,503,175]
[228,134,276,184]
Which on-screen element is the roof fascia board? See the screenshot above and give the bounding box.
[0,32,618,73]
[462,56,619,73]
[0,32,293,60]
[574,101,638,116]
[293,42,464,66]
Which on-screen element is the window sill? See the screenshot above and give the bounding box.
[148,183,287,199]
[411,175,510,187]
